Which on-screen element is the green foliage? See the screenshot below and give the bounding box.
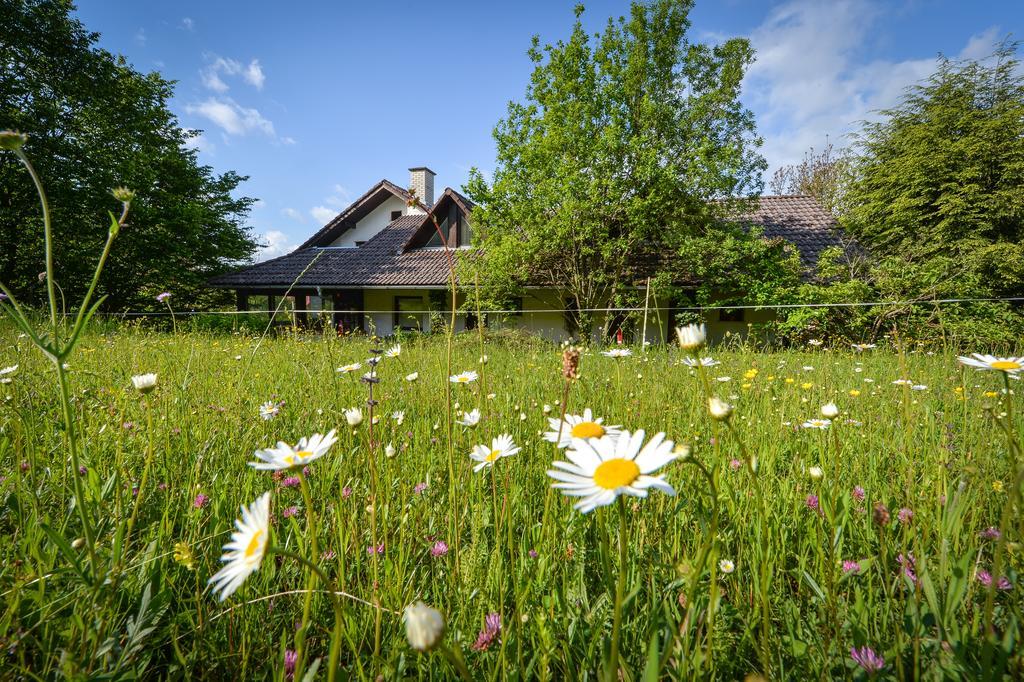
[464,0,765,333]
[838,41,1024,343]
[768,138,853,217]
[0,0,258,311]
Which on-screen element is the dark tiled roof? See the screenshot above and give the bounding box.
[211,194,848,289]
[210,215,457,288]
[731,195,849,270]
[297,179,416,250]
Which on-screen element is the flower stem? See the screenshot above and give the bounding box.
[294,472,320,680]
[607,497,628,682]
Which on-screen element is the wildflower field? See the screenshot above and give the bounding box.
[0,322,1021,680]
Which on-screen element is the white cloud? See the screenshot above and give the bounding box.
[742,0,999,176]
[243,59,265,89]
[281,136,297,145]
[200,55,266,92]
[257,230,294,261]
[181,17,195,32]
[185,97,275,137]
[134,28,146,46]
[281,207,306,223]
[200,70,229,93]
[253,199,266,209]
[310,206,337,225]
[324,184,352,208]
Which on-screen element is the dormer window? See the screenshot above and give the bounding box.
[390,210,403,221]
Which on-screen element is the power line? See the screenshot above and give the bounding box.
[78,295,1024,317]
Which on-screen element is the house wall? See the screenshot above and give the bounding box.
[328,196,410,247]
[360,289,468,336]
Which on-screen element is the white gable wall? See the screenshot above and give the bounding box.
[328,196,410,247]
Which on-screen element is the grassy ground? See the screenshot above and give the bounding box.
[0,324,1020,679]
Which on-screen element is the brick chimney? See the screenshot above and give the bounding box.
[409,167,436,208]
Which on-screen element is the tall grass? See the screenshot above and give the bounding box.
[0,323,1020,679]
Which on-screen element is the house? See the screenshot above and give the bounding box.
[209,167,849,341]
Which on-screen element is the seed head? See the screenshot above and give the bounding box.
[562,347,580,380]
[872,501,890,527]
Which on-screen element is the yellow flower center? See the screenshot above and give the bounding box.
[296,450,312,460]
[571,422,605,439]
[244,530,263,558]
[283,454,295,466]
[991,360,1021,371]
[485,449,502,462]
[457,377,468,382]
[593,458,640,490]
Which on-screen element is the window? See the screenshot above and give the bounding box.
[394,296,427,331]
[355,241,366,247]
[718,308,745,323]
[459,215,473,246]
[390,210,403,221]
[424,215,447,247]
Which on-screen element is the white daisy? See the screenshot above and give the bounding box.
[249,430,338,471]
[384,344,402,358]
[258,401,281,420]
[345,407,363,426]
[958,354,1024,374]
[807,339,823,347]
[337,362,362,374]
[718,559,735,574]
[456,408,481,428]
[406,372,419,382]
[450,371,479,384]
[681,356,719,368]
[469,434,520,472]
[802,418,831,429]
[131,373,157,394]
[675,323,706,351]
[547,430,677,513]
[208,492,271,601]
[544,408,621,449]
[392,410,406,425]
[852,343,877,351]
[0,364,17,376]
[602,348,632,358]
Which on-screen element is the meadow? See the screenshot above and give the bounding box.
[0,319,1020,680]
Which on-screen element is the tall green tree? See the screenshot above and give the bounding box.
[464,0,766,336]
[843,41,1024,342]
[0,0,258,311]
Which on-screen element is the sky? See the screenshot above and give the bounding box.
[73,1,1022,260]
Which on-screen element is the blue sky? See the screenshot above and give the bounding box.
[74,1,1022,260]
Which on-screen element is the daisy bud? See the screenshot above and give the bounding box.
[808,466,823,480]
[405,372,419,382]
[111,186,136,203]
[675,323,706,352]
[0,130,28,151]
[708,397,733,421]
[404,601,445,652]
[673,443,692,460]
[71,537,86,550]
[131,373,157,394]
[344,407,363,426]
[821,402,839,418]
[385,442,397,459]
